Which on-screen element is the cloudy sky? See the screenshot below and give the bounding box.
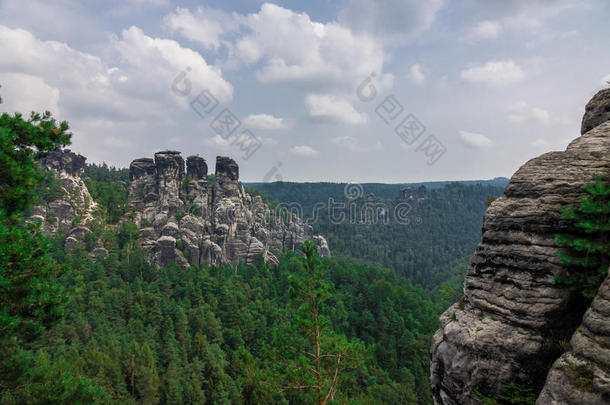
[1,0,609,182]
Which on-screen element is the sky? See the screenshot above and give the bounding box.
[0,0,609,182]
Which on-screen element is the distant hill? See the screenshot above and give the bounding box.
[244,177,508,213]
[246,180,507,288]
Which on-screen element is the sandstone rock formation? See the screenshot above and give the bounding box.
[29,149,96,234]
[537,269,610,404]
[430,90,610,404]
[128,151,330,268]
[582,88,610,135]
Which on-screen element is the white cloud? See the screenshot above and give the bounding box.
[339,0,443,44]
[331,136,383,152]
[203,134,232,148]
[290,145,320,158]
[0,24,233,123]
[245,4,386,87]
[305,94,367,125]
[458,130,494,149]
[464,0,580,34]
[163,7,236,50]
[471,20,502,39]
[0,24,236,165]
[407,64,425,84]
[112,26,233,104]
[460,61,525,86]
[127,0,169,6]
[0,73,60,116]
[0,25,130,120]
[244,113,289,129]
[202,131,274,149]
[507,101,550,124]
[166,3,391,92]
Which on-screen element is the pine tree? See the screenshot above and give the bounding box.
[556,176,610,298]
[0,111,105,402]
[136,343,160,405]
[280,240,364,404]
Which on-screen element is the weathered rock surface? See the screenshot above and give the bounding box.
[128,151,330,268]
[537,269,610,404]
[430,95,610,404]
[29,150,96,242]
[582,88,610,135]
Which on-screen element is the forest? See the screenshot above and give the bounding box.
[247,182,506,288]
[1,111,468,404]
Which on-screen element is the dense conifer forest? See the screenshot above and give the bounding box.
[247,182,506,288]
[1,111,477,404]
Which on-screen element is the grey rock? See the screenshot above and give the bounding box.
[91,247,109,257]
[64,237,80,250]
[430,116,610,404]
[128,158,157,205]
[154,151,184,213]
[186,155,207,179]
[537,269,610,404]
[127,153,330,268]
[40,149,86,177]
[581,88,610,134]
[30,149,97,235]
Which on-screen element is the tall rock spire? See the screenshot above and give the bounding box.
[430,91,610,404]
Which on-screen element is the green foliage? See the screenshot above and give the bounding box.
[34,167,63,204]
[555,176,610,299]
[558,340,572,353]
[0,111,103,402]
[188,203,199,216]
[475,383,536,405]
[0,111,71,215]
[83,164,130,224]
[244,186,281,212]
[84,163,129,182]
[1,349,108,404]
[276,241,365,404]
[247,182,504,288]
[182,177,191,193]
[314,183,502,288]
[565,361,594,392]
[26,230,448,404]
[0,112,479,404]
[175,211,186,223]
[0,217,68,345]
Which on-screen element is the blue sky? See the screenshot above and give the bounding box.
[1,0,609,182]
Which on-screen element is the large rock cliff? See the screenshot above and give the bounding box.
[430,88,610,404]
[28,149,100,250]
[128,151,330,268]
[33,149,329,268]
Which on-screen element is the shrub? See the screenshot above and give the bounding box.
[555,176,610,299]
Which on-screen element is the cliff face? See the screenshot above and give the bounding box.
[430,88,610,405]
[538,270,610,404]
[29,149,100,250]
[33,149,329,267]
[128,151,330,268]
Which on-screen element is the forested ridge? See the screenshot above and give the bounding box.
[248,182,506,288]
[1,111,472,404]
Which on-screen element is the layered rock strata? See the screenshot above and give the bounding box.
[430,88,610,404]
[537,270,610,404]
